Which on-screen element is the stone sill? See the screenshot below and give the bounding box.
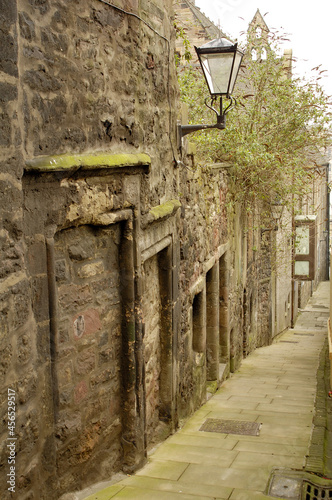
[25,152,151,173]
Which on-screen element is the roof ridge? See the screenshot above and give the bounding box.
[184,0,227,40]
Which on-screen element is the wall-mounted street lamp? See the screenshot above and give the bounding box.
[178,38,244,147]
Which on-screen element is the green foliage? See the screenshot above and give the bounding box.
[177,30,332,225]
[173,21,192,66]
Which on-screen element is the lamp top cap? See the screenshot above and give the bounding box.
[197,37,238,51]
[199,38,233,49]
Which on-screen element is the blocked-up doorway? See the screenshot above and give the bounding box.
[53,224,123,486]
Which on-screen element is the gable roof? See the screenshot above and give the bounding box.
[184,0,226,40]
[174,0,229,63]
[249,9,269,34]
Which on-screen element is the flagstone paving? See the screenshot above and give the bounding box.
[76,281,329,500]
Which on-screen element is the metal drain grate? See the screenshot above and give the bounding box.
[267,469,332,499]
[199,418,261,436]
[302,481,332,499]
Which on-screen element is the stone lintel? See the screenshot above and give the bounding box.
[189,276,205,298]
[141,235,172,263]
[203,242,229,274]
[25,152,151,172]
[92,210,132,226]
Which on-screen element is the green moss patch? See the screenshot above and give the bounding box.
[25,152,151,172]
[148,200,181,223]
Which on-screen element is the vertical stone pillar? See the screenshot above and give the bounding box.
[219,252,230,364]
[120,218,144,471]
[46,237,59,419]
[206,262,219,381]
[158,245,173,424]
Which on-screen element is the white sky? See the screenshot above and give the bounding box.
[195,0,332,98]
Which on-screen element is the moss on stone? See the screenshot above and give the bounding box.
[25,152,151,172]
[148,200,181,222]
[206,380,219,394]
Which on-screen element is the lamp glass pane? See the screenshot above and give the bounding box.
[295,226,310,255]
[295,261,310,276]
[200,52,234,95]
[229,51,243,94]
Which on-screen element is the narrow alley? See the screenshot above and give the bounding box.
[73,281,331,500]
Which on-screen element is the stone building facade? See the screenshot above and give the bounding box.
[0,1,329,499]
[1,0,182,497]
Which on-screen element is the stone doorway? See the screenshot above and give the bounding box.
[141,245,173,449]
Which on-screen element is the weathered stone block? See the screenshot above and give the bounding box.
[0,110,11,147]
[0,155,23,179]
[57,361,73,390]
[12,278,31,328]
[98,331,108,347]
[28,0,50,15]
[74,380,88,404]
[98,347,114,366]
[17,371,37,405]
[27,239,47,276]
[75,348,95,376]
[55,259,69,282]
[0,29,18,77]
[0,343,12,382]
[90,367,116,387]
[68,242,93,261]
[41,29,69,54]
[17,332,32,364]
[55,410,82,442]
[19,11,36,40]
[31,275,49,323]
[0,82,18,102]
[93,6,124,29]
[58,284,92,312]
[59,387,72,407]
[23,69,61,92]
[16,408,37,447]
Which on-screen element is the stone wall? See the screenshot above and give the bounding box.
[2,0,323,498]
[177,161,229,416]
[0,0,181,497]
[0,1,58,499]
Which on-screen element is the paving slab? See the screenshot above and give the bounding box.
[230,450,305,470]
[180,463,272,491]
[233,440,308,457]
[150,442,239,466]
[135,459,189,481]
[120,475,233,499]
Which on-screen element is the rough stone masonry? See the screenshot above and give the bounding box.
[0,0,291,498]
